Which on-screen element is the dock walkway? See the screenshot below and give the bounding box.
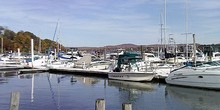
[19,68,49,74]
[49,67,109,78]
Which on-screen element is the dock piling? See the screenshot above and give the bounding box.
[9,92,20,110]
[95,98,105,110]
[122,103,132,110]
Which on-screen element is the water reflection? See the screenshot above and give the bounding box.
[166,85,220,110]
[75,76,100,86]
[108,80,154,92]
[0,70,18,77]
[108,80,155,103]
[0,70,18,84]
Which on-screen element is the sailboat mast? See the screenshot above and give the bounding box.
[1,37,3,54]
[185,0,189,61]
[38,38,41,54]
[164,0,167,49]
[193,34,196,66]
[160,13,163,46]
[56,22,60,53]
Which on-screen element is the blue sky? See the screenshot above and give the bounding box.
[0,0,220,47]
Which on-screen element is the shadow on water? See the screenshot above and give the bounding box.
[165,85,220,110]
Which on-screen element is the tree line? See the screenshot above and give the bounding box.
[0,26,65,54]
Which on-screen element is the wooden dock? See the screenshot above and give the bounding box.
[49,67,109,78]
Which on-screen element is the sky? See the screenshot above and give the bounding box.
[0,0,220,47]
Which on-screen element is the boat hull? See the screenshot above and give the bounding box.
[108,72,155,82]
[166,67,220,89]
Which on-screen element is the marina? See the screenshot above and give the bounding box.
[1,0,220,109]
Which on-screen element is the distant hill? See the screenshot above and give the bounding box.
[66,43,139,51]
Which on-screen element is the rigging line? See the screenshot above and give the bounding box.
[52,19,59,43]
[48,19,59,52]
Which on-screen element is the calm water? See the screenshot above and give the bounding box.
[0,71,220,110]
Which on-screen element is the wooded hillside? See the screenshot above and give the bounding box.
[0,26,65,53]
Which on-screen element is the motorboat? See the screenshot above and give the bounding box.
[144,53,161,62]
[212,52,220,61]
[46,60,74,69]
[25,55,47,68]
[165,61,220,89]
[87,60,113,71]
[0,57,25,67]
[166,34,220,89]
[108,52,155,82]
[58,51,83,61]
[152,63,177,79]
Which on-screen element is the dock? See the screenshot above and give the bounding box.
[18,68,49,74]
[49,67,109,78]
[0,67,24,71]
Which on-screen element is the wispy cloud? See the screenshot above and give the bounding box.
[0,0,219,46]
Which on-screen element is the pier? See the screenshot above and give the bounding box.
[49,67,109,78]
[18,68,49,74]
[0,67,24,71]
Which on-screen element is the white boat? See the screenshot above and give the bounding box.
[144,53,161,62]
[108,52,155,82]
[0,57,25,67]
[165,62,220,89]
[166,34,220,89]
[108,72,155,82]
[167,56,186,63]
[153,63,177,79]
[47,61,74,69]
[212,52,220,61]
[87,60,113,71]
[25,55,47,68]
[58,51,83,61]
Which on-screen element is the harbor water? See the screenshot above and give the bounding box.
[1,71,220,110]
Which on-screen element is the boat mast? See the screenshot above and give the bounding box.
[193,34,196,66]
[1,37,3,54]
[160,13,163,46]
[0,30,4,54]
[185,0,189,61]
[56,21,60,53]
[38,37,41,54]
[164,0,167,49]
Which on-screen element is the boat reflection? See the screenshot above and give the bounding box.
[108,80,155,102]
[0,70,18,84]
[108,80,155,92]
[75,76,100,86]
[166,85,220,110]
[0,70,18,77]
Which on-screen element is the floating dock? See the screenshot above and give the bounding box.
[49,67,109,78]
[0,66,24,71]
[19,68,49,74]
